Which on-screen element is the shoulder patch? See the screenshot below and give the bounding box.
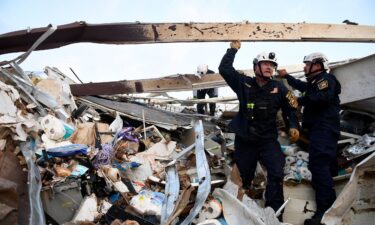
[286,91,298,108]
[317,79,328,90]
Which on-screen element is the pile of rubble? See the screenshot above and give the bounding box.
[1,61,375,225]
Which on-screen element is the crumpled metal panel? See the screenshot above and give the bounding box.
[161,165,179,225]
[180,120,211,225]
[20,140,46,225]
[81,96,217,131]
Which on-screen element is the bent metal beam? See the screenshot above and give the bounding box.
[1,21,375,54]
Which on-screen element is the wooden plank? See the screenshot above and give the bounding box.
[1,22,375,54]
[70,65,303,96]
[70,80,136,96]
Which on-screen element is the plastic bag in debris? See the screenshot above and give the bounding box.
[20,140,46,225]
[63,123,74,139]
[130,190,165,217]
[109,112,123,133]
[40,114,66,140]
[113,161,141,172]
[46,144,88,157]
[343,134,375,158]
[93,143,114,169]
[114,127,139,144]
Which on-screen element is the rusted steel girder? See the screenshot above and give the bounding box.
[1,21,375,54]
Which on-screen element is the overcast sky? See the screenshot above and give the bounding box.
[1,0,375,97]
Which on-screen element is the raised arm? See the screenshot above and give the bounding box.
[278,69,307,92]
[218,41,244,93]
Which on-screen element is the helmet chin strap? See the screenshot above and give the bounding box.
[305,62,324,80]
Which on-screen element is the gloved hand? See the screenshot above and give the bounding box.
[289,128,300,143]
[230,40,241,50]
[277,69,288,78]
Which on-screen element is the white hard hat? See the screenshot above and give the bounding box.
[303,52,329,70]
[197,64,208,75]
[253,52,278,66]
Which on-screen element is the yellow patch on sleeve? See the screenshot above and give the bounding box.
[317,80,328,90]
[286,91,298,108]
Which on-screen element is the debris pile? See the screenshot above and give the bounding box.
[1,59,375,225]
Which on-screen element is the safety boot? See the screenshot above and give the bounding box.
[304,213,323,225]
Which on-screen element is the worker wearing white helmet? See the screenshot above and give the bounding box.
[303,52,330,75]
[193,64,218,116]
[252,51,278,80]
[278,52,341,225]
[219,40,299,220]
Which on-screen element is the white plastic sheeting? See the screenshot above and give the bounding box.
[213,180,280,225]
[322,152,375,225]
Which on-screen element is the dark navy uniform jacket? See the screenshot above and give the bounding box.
[285,71,341,133]
[219,48,298,140]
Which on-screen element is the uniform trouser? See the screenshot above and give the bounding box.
[196,88,218,116]
[308,124,339,217]
[234,135,285,212]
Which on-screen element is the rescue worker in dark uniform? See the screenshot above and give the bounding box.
[278,52,341,225]
[219,40,299,215]
[194,64,218,116]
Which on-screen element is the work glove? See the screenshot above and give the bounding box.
[289,128,300,143]
[277,69,288,78]
[230,40,241,50]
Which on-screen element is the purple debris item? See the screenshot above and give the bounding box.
[117,127,139,142]
[93,143,114,169]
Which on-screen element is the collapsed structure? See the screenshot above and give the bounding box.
[0,21,375,225]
